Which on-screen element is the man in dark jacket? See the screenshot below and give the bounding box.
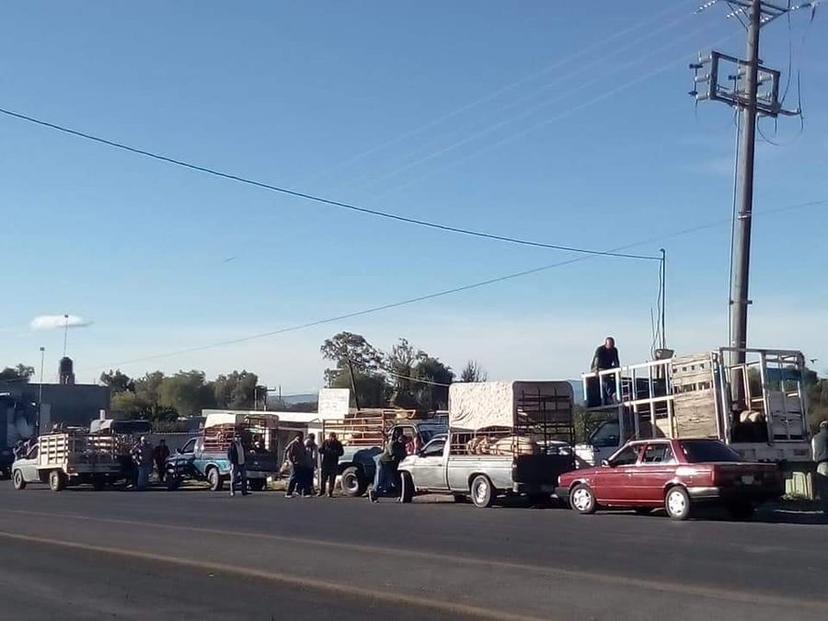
[369,428,407,502]
[227,436,248,497]
[284,432,306,498]
[591,336,620,404]
[318,432,344,497]
[153,439,170,483]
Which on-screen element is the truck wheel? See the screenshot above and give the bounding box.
[726,501,755,521]
[248,479,266,492]
[665,486,691,521]
[92,476,107,491]
[12,470,26,490]
[470,475,494,508]
[570,483,596,514]
[49,470,67,492]
[340,466,367,497]
[207,467,223,492]
[166,476,181,491]
[400,472,414,504]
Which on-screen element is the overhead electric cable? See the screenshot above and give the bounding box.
[0,106,658,261]
[92,197,828,371]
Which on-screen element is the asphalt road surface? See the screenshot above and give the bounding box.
[0,483,826,621]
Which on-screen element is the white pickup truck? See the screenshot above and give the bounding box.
[12,431,121,491]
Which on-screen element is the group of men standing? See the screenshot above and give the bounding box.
[130,436,170,490]
[283,431,344,498]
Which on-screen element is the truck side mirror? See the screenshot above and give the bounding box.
[601,459,611,467]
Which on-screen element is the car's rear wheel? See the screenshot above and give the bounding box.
[665,486,691,520]
[470,475,494,508]
[400,472,414,504]
[49,469,67,492]
[12,469,26,490]
[207,467,223,492]
[340,466,367,497]
[569,483,596,514]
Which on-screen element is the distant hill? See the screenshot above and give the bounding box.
[267,392,317,406]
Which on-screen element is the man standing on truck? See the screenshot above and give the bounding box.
[591,336,620,404]
[813,420,828,511]
[228,436,248,497]
[318,432,344,497]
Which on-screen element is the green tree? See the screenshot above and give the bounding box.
[0,364,35,382]
[158,370,214,417]
[386,338,418,408]
[213,370,259,409]
[321,332,388,407]
[329,366,389,408]
[410,354,454,412]
[100,369,134,393]
[459,360,487,383]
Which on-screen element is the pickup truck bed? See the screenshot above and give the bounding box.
[399,435,574,508]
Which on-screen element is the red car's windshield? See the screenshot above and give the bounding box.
[680,440,741,463]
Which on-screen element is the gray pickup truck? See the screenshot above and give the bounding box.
[398,433,573,507]
[397,380,576,508]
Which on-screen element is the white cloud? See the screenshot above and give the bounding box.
[30,315,93,331]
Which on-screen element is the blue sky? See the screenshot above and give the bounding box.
[1,1,826,390]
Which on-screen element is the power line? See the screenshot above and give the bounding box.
[0,106,657,262]
[92,197,828,371]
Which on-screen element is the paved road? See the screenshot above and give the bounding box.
[0,483,825,621]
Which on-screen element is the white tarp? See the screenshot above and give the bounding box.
[449,381,573,431]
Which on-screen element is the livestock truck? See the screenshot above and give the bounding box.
[578,347,815,496]
[398,381,575,507]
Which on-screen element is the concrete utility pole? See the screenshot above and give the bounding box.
[729,0,762,366]
[691,0,813,390]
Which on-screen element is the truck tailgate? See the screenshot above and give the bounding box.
[514,454,574,485]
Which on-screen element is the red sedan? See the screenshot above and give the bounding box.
[556,438,783,520]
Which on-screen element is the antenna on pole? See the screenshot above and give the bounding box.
[659,249,667,351]
[62,314,69,357]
